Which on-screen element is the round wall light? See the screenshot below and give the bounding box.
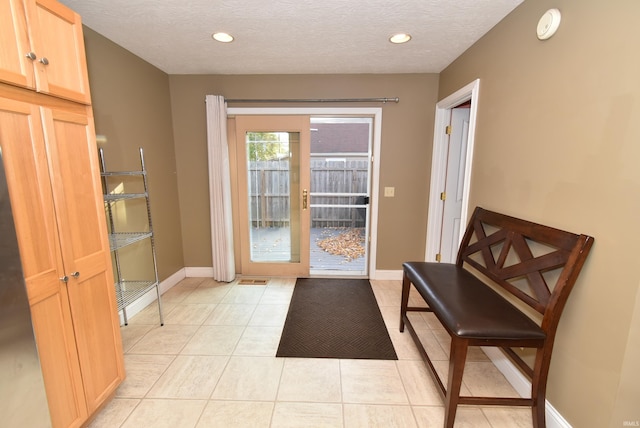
[389,33,412,44]
[212,32,234,43]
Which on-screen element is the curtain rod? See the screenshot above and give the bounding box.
[225,97,399,104]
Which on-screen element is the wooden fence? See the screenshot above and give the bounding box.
[248,156,368,227]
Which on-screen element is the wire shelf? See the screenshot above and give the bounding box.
[104,193,147,202]
[114,280,158,311]
[108,232,152,251]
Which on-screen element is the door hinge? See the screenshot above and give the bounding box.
[440,192,446,201]
[445,125,452,135]
[435,253,442,262]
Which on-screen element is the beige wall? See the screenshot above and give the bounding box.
[439,0,640,426]
[83,28,184,281]
[611,281,640,426]
[168,74,439,270]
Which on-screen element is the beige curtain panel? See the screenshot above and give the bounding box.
[206,95,235,282]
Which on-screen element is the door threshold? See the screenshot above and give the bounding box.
[308,272,369,279]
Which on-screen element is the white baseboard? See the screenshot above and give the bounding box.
[118,268,186,324]
[372,269,403,280]
[184,266,214,277]
[179,267,404,281]
[482,347,572,428]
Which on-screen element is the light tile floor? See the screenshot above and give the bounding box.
[88,277,532,428]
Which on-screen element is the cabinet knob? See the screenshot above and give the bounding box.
[39,57,49,65]
[25,52,37,60]
[60,275,69,283]
[71,271,80,278]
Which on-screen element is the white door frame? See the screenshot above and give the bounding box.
[425,79,480,262]
[227,107,382,278]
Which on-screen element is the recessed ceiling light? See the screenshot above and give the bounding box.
[389,33,411,44]
[212,32,234,43]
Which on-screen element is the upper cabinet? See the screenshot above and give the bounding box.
[0,0,91,104]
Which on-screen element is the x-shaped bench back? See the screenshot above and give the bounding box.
[457,207,594,321]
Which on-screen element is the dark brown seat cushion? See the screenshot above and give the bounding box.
[403,262,546,341]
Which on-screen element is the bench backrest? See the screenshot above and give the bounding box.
[457,207,594,328]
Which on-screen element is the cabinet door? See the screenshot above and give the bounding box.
[0,0,92,103]
[41,107,125,413]
[27,0,91,104]
[0,96,87,428]
[0,0,35,89]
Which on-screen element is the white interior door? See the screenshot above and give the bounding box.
[439,106,470,263]
[425,79,479,264]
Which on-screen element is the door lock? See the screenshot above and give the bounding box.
[302,189,308,210]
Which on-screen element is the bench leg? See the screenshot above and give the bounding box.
[531,348,550,428]
[400,273,411,332]
[444,338,468,428]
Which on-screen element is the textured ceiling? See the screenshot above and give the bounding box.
[59,0,524,75]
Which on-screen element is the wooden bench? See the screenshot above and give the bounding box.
[400,207,594,428]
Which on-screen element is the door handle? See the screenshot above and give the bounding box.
[302,189,308,210]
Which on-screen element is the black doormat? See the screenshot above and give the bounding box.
[276,278,397,360]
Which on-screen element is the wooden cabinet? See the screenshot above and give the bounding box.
[0,94,125,428]
[0,97,86,428]
[0,0,91,104]
[0,1,124,427]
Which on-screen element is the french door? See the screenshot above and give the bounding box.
[232,112,375,278]
[234,115,311,276]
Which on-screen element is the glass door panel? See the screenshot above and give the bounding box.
[309,117,372,276]
[246,131,300,263]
